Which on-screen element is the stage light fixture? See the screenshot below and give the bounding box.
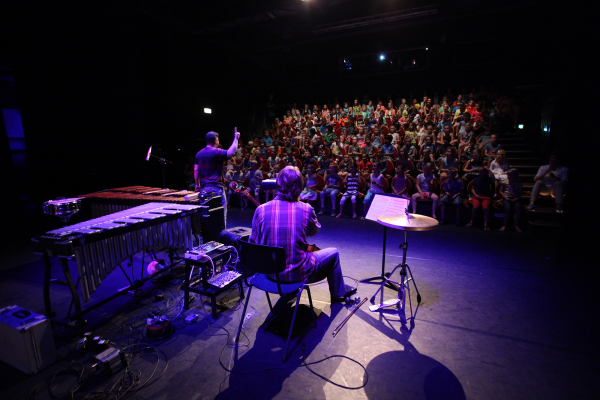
[204,108,212,114]
[518,124,524,129]
[426,47,428,50]
[380,54,385,60]
[543,126,549,132]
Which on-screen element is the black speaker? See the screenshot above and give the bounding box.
[219,226,252,249]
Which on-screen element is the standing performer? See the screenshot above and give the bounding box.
[195,129,240,227]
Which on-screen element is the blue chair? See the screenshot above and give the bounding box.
[236,240,318,362]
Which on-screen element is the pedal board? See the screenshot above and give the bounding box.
[369,298,401,312]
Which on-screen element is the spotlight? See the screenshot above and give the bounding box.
[543,126,550,132]
[204,108,212,114]
[518,124,524,129]
[380,54,385,60]
[426,47,428,50]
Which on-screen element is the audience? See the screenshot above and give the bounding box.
[225,90,564,230]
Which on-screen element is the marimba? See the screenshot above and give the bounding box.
[32,202,202,333]
[78,186,213,219]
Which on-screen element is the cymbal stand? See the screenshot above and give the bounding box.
[369,229,421,315]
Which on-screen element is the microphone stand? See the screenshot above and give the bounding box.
[148,149,173,189]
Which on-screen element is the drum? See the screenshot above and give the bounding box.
[43,198,83,220]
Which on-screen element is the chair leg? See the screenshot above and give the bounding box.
[305,286,317,329]
[283,287,304,363]
[236,286,252,343]
[265,292,273,312]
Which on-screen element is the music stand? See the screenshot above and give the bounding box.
[369,213,439,314]
[361,194,411,290]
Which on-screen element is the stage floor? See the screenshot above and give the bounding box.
[0,207,596,400]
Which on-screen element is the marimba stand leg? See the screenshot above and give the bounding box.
[361,226,399,291]
[59,257,86,335]
[42,254,55,319]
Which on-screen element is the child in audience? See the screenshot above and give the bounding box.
[412,162,438,218]
[395,147,411,173]
[318,164,343,216]
[403,135,419,162]
[362,163,386,220]
[300,165,319,202]
[359,153,373,178]
[392,165,410,199]
[267,150,281,172]
[337,163,360,219]
[467,167,495,231]
[316,150,331,178]
[259,140,269,160]
[284,152,297,167]
[338,154,352,179]
[382,135,395,160]
[500,168,523,232]
[227,164,247,209]
[420,135,436,157]
[248,161,263,204]
[463,147,485,185]
[440,167,464,225]
[417,148,436,174]
[490,150,509,181]
[265,164,280,202]
[438,147,458,181]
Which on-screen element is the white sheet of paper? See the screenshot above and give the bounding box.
[365,195,411,222]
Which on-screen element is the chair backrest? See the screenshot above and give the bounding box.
[315,174,325,190]
[440,178,448,194]
[261,159,269,171]
[238,240,288,294]
[295,158,302,171]
[324,147,331,157]
[382,177,389,192]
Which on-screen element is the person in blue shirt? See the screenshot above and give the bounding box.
[382,135,395,160]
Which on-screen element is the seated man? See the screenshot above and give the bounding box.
[250,166,356,301]
[527,154,568,213]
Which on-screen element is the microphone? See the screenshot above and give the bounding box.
[146,146,152,161]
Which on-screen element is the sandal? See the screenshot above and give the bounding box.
[336,213,342,219]
[353,213,357,219]
[484,225,490,231]
[466,221,473,228]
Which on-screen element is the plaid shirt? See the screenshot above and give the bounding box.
[250,199,319,283]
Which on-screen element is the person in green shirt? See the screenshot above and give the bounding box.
[323,126,336,146]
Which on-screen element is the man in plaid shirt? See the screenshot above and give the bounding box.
[250,166,356,301]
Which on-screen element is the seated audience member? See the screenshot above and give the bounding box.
[374,148,388,174]
[250,166,355,301]
[258,140,269,160]
[395,147,411,172]
[337,163,360,219]
[382,135,395,160]
[265,164,281,202]
[362,163,386,220]
[300,164,318,202]
[417,148,436,175]
[527,154,568,213]
[227,164,247,209]
[338,154,352,179]
[359,153,373,178]
[391,165,410,199]
[349,137,361,159]
[404,122,417,144]
[264,131,273,146]
[318,164,343,216]
[467,167,495,231]
[437,124,457,147]
[284,151,297,167]
[316,151,331,177]
[462,147,485,185]
[403,135,419,162]
[438,147,458,182]
[440,167,464,225]
[411,162,438,218]
[489,150,509,181]
[500,168,523,232]
[483,134,502,162]
[331,137,342,158]
[458,121,475,153]
[267,150,281,172]
[420,135,436,157]
[371,126,383,148]
[390,125,401,147]
[248,161,263,204]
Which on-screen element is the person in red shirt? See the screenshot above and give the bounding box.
[358,153,373,178]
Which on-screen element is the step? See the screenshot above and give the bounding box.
[506,158,539,166]
[527,219,562,233]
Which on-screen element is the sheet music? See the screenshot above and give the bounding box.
[365,195,410,222]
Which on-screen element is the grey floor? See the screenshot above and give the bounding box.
[0,207,597,400]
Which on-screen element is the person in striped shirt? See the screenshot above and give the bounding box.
[337,162,360,219]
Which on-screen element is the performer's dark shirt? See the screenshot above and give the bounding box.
[195,146,228,186]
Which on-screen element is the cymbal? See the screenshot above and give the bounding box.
[377,214,439,231]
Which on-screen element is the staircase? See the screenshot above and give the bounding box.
[501,131,563,233]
